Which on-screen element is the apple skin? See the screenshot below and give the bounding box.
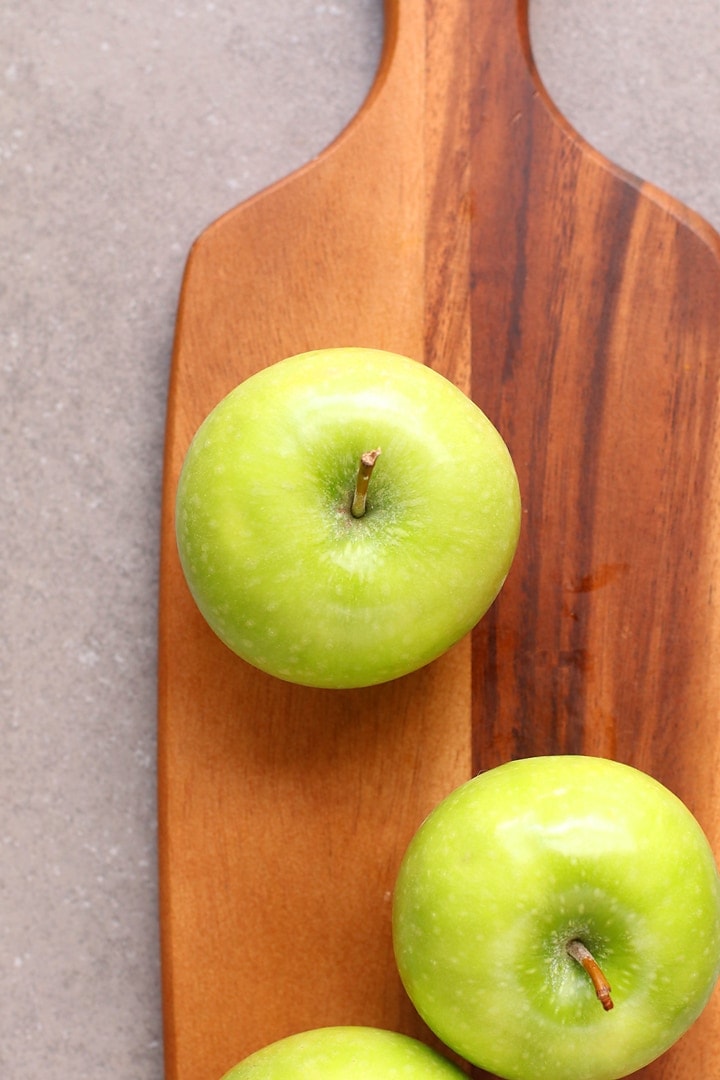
[175,347,520,688]
[218,1026,467,1079]
[392,755,720,1080]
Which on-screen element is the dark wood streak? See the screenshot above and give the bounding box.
[561,179,641,753]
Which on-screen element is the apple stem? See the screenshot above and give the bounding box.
[351,449,381,518]
[566,939,614,1011]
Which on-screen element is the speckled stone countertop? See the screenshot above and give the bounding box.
[2,2,718,1077]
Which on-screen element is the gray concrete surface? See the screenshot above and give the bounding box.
[2,2,718,1077]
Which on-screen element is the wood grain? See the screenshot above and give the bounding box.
[158,2,720,1078]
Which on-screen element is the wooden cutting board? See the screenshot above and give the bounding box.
[157,1,720,1078]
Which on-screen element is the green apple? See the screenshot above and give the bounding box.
[392,755,720,1080]
[218,1026,467,1079]
[175,347,520,688]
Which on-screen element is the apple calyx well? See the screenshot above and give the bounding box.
[351,448,382,518]
[566,939,614,1011]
